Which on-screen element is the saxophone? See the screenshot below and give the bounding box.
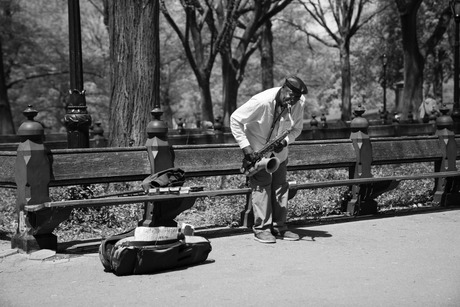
[240,129,291,176]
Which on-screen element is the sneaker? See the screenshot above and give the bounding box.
[272,229,300,241]
[254,230,276,244]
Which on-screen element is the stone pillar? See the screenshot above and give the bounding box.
[310,114,318,128]
[395,81,404,112]
[320,113,328,128]
[434,104,460,205]
[214,116,224,144]
[346,105,404,215]
[350,104,372,179]
[145,108,173,173]
[346,104,376,215]
[307,114,317,140]
[90,121,107,148]
[11,106,71,252]
[139,108,192,227]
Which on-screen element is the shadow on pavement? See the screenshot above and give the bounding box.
[294,228,332,241]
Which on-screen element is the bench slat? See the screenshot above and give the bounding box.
[0,151,16,187]
[291,171,460,190]
[372,137,443,163]
[24,170,460,213]
[173,144,242,176]
[49,148,151,185]
[288,140,356,169]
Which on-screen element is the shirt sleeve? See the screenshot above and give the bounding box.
[285,97,305,144]
[230,96,266,149]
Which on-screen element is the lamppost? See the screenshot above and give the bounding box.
[451,0,460,129]
[65,0,91,148]
[381,53,388,122]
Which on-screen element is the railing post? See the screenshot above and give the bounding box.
[11,106,71,252]
[145,108,173,173]
[434,104,460,205]
[139,108,195,227]
[90,121,107,148]
[139,108,173,227]
[350,105,372,176]
[346,104,373,214]
[320,113,328,128]
[346,105,404,215]
[346,104,399,215]
[310,114,318,140]
[214,116,224,144]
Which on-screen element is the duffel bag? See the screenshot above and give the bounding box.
[99,229,212,276]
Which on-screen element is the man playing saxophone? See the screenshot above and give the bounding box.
[230,76,308,243]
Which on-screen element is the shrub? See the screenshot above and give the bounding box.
[0,163,438,242]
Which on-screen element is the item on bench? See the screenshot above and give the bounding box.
[190,186,204,192]
[141,167,186,191]
[147,186,205,195]
[180,223,195,236]
[134,226,179,241]
[99,227,212,276]
[91,189,147,199]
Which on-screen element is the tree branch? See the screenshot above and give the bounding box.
[6,71,103,89]
[159,0,199,75]
[277,18,338,48]
[422,6,452,58]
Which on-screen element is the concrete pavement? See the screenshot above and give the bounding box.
[1,209,460,307]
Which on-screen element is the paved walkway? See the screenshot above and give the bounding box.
[1,209,460,307]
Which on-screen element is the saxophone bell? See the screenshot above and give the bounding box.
[246,156,280,177]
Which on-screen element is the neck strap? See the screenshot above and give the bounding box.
[266,103,287,143]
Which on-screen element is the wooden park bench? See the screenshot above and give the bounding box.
[1,105,459,253]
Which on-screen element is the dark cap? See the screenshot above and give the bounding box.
[284,76,308,95]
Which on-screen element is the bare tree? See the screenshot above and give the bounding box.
[159,0,227,123]
[394,0,423,118]
[219,0,292,124]
[294,0,383,122]
[161,1,292,126]
[395,0,452,119]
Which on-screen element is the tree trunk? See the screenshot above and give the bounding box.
[107,0,160,146]
[340,42,352,122]
[160,75,173,127]
[401,52,423,118]
[432,50,444,104]
[198,77,214,123]
[397,0,424,120]
[0,37,15,134]
[221,56,239,125]
[260,20,274,90]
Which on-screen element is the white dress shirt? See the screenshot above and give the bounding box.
[230,87,305,163]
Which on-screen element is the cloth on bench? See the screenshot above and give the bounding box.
[141,167,186,191]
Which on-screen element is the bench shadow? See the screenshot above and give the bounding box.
[293,229,332,241]
[0,231,12,241]
[58,238,102,254]
[103,258,216,276]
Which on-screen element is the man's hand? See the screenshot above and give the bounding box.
[242,146,256,162]
[273,139,287,153]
